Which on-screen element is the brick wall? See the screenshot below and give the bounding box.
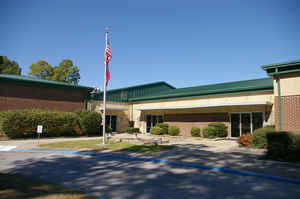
[0,83,86,112]
[164,113,229,136]
[275,95,300,131]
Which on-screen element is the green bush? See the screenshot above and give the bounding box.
[150,126,164,135]
[125,127,140,134]
[168,126,180,136]
[203,126,216,138]
[252,126,275,148]
[0,109,78,138]
[75,110,102,136]
[203,122,227,138]
[191,127,201,137]
[266,131,300,162]
[106,127,113,134]
[155,123,169,134]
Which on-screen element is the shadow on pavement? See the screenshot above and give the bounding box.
[3,145,300,199]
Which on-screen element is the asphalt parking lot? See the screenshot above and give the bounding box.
[1,150,300,199]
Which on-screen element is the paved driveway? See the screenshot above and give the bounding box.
[1,150,300,199]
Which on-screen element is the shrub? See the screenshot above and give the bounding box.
[125,127,140,134]
[75,110,102,136]
[252,126,275,148]
[191,127,201,137]
[266,131,300,162]
[0,109,78,138]
[203,122,227,138]
[237,134,253,147]
[106,127,113,134]
[203,126,216,138]
[150,126,164,135]
[168,126,180,136]
[208,122,227,137]
[155,123,169,134]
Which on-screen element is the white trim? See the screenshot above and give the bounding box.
[136,101,272,111]
[239,113,242,136]
[250,112,253,134]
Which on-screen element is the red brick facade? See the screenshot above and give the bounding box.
[164,113,229,136]
[0,83,87,112]
[275,95,300,131]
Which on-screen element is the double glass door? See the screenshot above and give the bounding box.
[231,112,263,137]
[105,115,117,132]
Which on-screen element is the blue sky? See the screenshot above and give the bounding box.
[1,0,300,90]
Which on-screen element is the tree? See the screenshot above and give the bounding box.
[0,56,22,75]
[51,59,80,85]
[28,60,53,80]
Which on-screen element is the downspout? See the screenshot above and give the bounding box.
[276,73,282,131]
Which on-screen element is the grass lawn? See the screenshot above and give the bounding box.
[0,173,97,199]
[40,139,174,153]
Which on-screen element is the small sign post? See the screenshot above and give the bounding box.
[37,125,43,144]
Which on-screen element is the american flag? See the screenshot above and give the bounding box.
[104,43,112,64]
[104,43,111,86]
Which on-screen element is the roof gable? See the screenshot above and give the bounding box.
[93,81,175,102]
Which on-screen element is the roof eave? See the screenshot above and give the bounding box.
[129,87,273,102]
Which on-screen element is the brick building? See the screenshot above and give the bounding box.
[0,74,93,112]
[90,60,300,136]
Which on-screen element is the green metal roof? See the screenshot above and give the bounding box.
[93,81,175,102]
[0,74,94,92]
[129,78,273,102]
[262,60,300,76]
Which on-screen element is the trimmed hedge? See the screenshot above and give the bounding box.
[0,109,103,138]
[168,126,180,136]
[266,131,300,162]
[191,127,201,137]
[252,126,275,148]
[203,122,227,138]
[0,109,78,138]
[150,126,164,135]
[125,127,140,134]
[75,109,102,136]
[156,123,169,134]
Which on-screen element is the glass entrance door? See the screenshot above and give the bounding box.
[230,112,263,137]
[111,115,117,132]
[241,113,251,134]
[146,115,163,133]
[231,114,240,137]
[105,115,117,132]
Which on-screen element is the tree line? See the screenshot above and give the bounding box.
[0,56,80,85]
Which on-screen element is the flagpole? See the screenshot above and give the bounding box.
[102,29,109,145]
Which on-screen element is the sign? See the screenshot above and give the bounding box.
[37,125,43,134]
